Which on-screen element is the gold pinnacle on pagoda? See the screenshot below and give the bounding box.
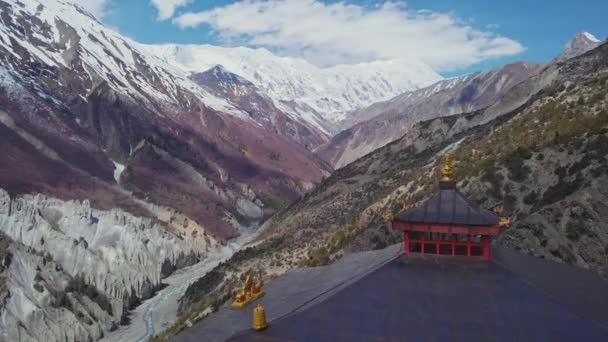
[231,273,265,308]
[252,304,268,330]
[499,216,512,228]
[442,155,454,182]
[383,211,394,222]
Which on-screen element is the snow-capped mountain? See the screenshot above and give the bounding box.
[316,61,542,168]
[191,65,327,149]
[557,31,603,61]
[0,0,245,118]
[317,32,605,169]
[144,44,442,134]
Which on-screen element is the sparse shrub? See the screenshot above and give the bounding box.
[504,154,530,182]
[523,191,538,205]
[568,158,591,176]
[554,166,567,179]
[577,96,586,105]
[269,152,281,161]
[540,177,583,207]
[565,221,595,241]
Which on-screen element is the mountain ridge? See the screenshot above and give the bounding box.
[144,43,442,134]
[316,31,604,169]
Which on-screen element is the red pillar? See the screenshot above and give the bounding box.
[483,235,490,260]
[451,234,456,256]
[404,231,410,255]
[435,233,440,255]
[421,233,425,254]
[466,235,471,257]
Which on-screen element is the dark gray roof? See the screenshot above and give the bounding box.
[230,247,608,342]
[395,187,500,226]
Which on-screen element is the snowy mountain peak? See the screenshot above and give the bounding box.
[581,31,601,43]
[559,31,603,60]
[144,44,442,133]
[206,64,254,86]
[0,0,246,118]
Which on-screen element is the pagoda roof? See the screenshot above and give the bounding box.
[395,185,500,226]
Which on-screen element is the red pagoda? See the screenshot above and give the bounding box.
[391,157,505,259]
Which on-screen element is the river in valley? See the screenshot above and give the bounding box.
[102,227,256,342]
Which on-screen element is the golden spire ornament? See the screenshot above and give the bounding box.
[442,155,454,182]
[499,217,512,228]
[383,211,394,222]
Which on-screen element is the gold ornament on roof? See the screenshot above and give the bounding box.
[442,156,454,182]
[252,304,268,330]
[499,217,512,228]
[231,273,265,308]
[383,212,394,222]
[402,202,411,210]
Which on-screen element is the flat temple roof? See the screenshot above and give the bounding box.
[229,247,608,341]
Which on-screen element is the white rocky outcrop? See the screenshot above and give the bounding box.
[0,189,223,342]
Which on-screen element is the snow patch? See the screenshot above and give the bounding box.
[111,160,125,184]
[583,32,600,43]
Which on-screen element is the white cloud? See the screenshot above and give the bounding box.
[150,0,193,20]
[72,0,109,18]
[173,0,525,71]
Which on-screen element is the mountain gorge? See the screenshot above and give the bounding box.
[0,0,439,340]
[1,0,607,341]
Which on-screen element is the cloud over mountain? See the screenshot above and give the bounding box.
[174,0,525,71]
[150,0,193,20]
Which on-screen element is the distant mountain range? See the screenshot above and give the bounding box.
[316,31,604,168]
[145,44,441,135]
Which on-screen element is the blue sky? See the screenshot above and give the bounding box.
[96,0,608,77]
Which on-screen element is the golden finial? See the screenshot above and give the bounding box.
[402,202,411,210]
[252,304,268,330]
[442,155,454,182]
[383,212,394,222]
[499,217,512,228]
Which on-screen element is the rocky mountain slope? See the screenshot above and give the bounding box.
[190,65,327,150]
[146,44,442,134]
[165,40,608,340]
[0,0,333,241]
[318,32,604,169]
